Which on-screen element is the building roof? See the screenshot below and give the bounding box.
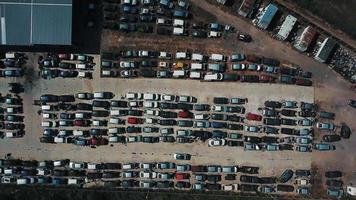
[0,0,72,46]
[238,0,256,18]
[294,26,317,52]
[277,15,297,40]
[257,4,278,29]
[315,38,337,63]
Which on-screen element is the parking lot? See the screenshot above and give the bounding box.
[0,55,314,175]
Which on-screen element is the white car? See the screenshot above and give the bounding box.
[139,171,157,179]
[161,94,175,101]
[126,92,143,100]
[143,93,161,101]
[128,101,142,107]
[145,109,159,116]
[208,139,226,147]
[143,101,159,108]
[120,61,136,68]
[176,95,195,103]
[316,122,335,130]
[145,118,157,124]
[211,105,223,112]
[222,184,238,191]
[69,162,86,169]
[139,163,154,170]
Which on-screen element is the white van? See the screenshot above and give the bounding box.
[5,52,16,59]
[75,113,85,119]
[87,163,101,170]
[210,54,225,62]
[54,137,65,143]
[78,71,91,78]
[17,178,29,185]
[204,73,223,81]
[156,18,165,25]
[110,110,121,116]
[173,27,185,35]
[191,53,204,61]
[109,118,121,124]
[68,178,83,185]
[108,128,119,134]
[194,114,209,120]
[76,63,88,70]
[5,132,20,138]
[73,130,85,137]
[42,113,56,119]
[41,105,52,111]
[190,63,206,70]
[172,70,186,78]
[176,52,189,59]
[208,31,221,38]
[189,71,202,79]
[41,121,57,128]
[173,19,185,27]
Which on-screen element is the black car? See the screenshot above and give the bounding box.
[281,128,299,136]
[160,102,178,109]
[110,100,127,108]
[40,94,59,103]
[298,110,316,117]
[238,184,258,192]
[279,169,293,183]
[58,70,78,78]
[103,171,121,178]
[127,110,143,116]
[211,113,228,121]
[264,101,282,108]
[319,111,335,120]
[102,163,121,170]
[240,175,261,183]
[261,136,279,143]
[90,129,107,136]
[260,177,277,184]
[60,113,75,119]
[138,69,155,77]
[92,110,110,117]
[244,136,261,143]
[126,126,142,133]
[157,181,173,189]
[5,123,24,130]
[175,181,190,189]
[277,184,294,192]
[206,183,221,190]
[322,135,341,142]
[326,180,343,187]
[159,119,176,126]
[5,115,24,122]
[349,99,356,108]
[207,175,221,182]
[177,103,193,110]
[40,136,55,143]
[225,174,236,180]
[159,136,175,143]
[340,123,351,139]
[223,73,240,81]
[58,95,75,102]
[241,75,259,82]
[52,169,68,177]
[76,103,92,111]
[69,170,86,177]
[192,30,207,38]
[281,109,296,117]
[193,104,210,111]
[159,111,177,118]
[92,100,110,109]
[227,114,244,122]
[279,144,294,151]
[325,171,342,178]
[263,126,279,134]
[263,118,281,126]
[191,131,212,141]
[213,97,229,104]
[227,123,243,130]
[142,136,159,143]
[226,140,244,147]
[280,67,297,76]
[279,75,296,84]
[281,118,296,126]
[22,160,38,167]
[295,170,311,177]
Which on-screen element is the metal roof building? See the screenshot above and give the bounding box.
[257,4,278,30]
[277,15,297,40]
[0,0,72,46]
[294,26,317,52]
[314,37,337,63]
[238,0,256,18]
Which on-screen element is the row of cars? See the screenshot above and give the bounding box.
[100,50,312,85]
[103,0,236,39]
[0,52,26,77]
[0,157,313,195]
[39,53,94,79]
[0,93,25,138]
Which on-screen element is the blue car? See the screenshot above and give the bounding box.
[327,188,343,198]
[73,139,88,146]
[52,178,67,185]
[314,143,336,151]
[37,176,52,184]
[212,130,227,139]
[210,122,226,128]
[3,69,24,77]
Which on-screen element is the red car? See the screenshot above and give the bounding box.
[259,75,275,83]
[246,113,262,121]
[74,120,90,126]
[175,173,190,180]
[296,78,313,86]
[127,117,143,124]
[89,137,108,146]
[178,111,193,118]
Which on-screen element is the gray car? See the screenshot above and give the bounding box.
[194,121,210,128]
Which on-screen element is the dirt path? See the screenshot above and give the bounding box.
[274,0,356,51]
